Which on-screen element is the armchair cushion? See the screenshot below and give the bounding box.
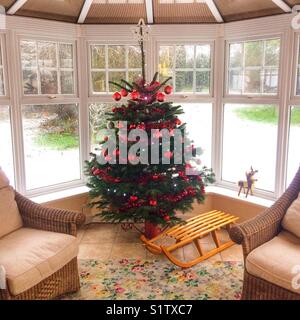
[0,186,23,238]
[246,231,300,294]
[0,227,79,296]
[282,192,300,238]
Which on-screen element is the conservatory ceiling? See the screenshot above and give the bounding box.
[1,0,300,24]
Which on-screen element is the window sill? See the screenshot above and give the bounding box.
[30,185,89,204]
[30,184,274,209]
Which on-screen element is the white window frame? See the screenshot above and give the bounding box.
[88,42,142,96]
[18,36,78,100]
[156,41,214,97]
[224,35,282,100]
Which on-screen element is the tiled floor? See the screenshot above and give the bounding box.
[78,223,244,263]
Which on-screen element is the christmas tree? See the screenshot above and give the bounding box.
[85,20,215,238]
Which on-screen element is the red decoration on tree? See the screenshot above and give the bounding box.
[156,92,165,102]
[152,174,159,181]
[104,136,109,141]
[120,88,128,97]
[164,151,173,159]
[164,85,173,95]
[149,199,157,206]
[130,90,139,100]
[130,195,138,202]
[163,215,170,222]
[174,118,182,125]
[113,92,122,101]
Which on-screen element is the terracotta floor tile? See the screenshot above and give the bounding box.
[78,243,112,260]
[221,244,244,262]
[110,243,147,259]
[81,223,118,244]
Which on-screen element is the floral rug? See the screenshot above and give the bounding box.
[63,258,243,300]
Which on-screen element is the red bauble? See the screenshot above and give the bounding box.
[104,136,109,141]
[112,107,117,113]
[130,195,138,202]
[113,92,121,101]
[156,92,165,102]
[130,90,140,100]
[120,88,128,97]
[149,199,157,206]
[164,85,173,95]
[163,215,171,222]
[114,178,121,183]
[152,174,159,181]
[92,168,101,175]
[174,118,182,125]
[164,151,173,159]
[113,149,120,156]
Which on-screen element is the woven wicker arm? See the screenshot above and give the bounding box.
[15,192,85,236]
[230,166,300,256]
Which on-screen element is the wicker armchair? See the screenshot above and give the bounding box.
[229,166,300,300]
[0,192,85,300]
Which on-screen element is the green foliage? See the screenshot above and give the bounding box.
[233,105,300,125]
[34,132,79,150]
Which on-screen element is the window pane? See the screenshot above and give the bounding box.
[38,42,57,68]
[159,45,173,81]
[109,71,126,92]
[244,69,261,94]
[196,45,211,69]
[245,41,263,67]
[21,40,37,68]
[222,104,278,192]
[89,103,114,152]
[0,69,4,96]
[196,71,210,94]
[92,71,105,93]
[175,71,193,92]
[59,43,73,68]
[263,69,278,94]
[61,71,74,94]
[287,106,300,185]
[108,46,125,69]
[265,39,280,67]
[0,106,14,186]
[228,39,280,96]
[128,70,141,83]
[229,43,243,68]
[22,104,80,190]
[297,67,300,95]
[175,45,194,68]
[128,46,142,68]
[228,70,242,94]
[180,103,212,168]
[40,69,58,94]
[91,45,105,69]
[23,69,38,94]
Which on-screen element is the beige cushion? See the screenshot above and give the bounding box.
[246,231,300,294]
[0,228,79,296]
[282,192,300,238]
[0,186,23,238]
[0,168,10,189]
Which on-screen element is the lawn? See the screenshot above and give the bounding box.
[233,105,300,125]
[34,133,79,150]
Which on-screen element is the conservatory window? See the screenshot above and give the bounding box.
[0,42,5,96]
[222,104,279,192]
[227,38,280,95]
[21,104,81,191]
[158,44,212,94]
[0,106,14,185]
[287,106,300,186]
[20,40,75,95]
[180,103,212,167]
[90,45,142,94]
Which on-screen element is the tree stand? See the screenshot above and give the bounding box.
[140,210,239,268]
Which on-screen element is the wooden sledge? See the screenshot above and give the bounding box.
[140,210,239,268]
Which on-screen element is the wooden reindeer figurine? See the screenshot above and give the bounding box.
[238,167,258,198]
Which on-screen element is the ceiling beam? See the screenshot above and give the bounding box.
[78,0,94,24]
[205,0,223,23]
[145,0,154,24]
[7,0,28,15]
[272,0,292,13]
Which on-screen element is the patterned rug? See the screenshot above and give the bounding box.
[62,258,243,300]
